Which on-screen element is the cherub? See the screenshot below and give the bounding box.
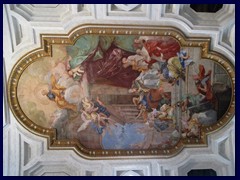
[158,104,174,121]
[122,52,149,72]
[77,97,115,135]
[77,97,102,132]
[182,117,200,138]
[129,80,149,109]
[135,103,149,123]
[68,65,85,81]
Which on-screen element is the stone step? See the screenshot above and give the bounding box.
[109,104,145,122]
[111,105,139,111]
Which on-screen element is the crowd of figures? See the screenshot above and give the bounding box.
[40,35,219,149]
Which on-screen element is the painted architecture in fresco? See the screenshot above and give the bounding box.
[17,35,232,150]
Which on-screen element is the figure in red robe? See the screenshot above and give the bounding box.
[194,64,213,102]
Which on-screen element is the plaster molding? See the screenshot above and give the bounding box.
[3,4,235,176]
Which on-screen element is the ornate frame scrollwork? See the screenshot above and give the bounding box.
[8,24,235,159]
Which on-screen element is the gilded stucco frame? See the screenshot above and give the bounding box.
[7,24,235,160]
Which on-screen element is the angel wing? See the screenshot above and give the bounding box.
[77,120,91,132]
[184,59,194,66]
[201,76,210,86]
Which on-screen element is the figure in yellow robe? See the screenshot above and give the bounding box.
[42,75,77,112]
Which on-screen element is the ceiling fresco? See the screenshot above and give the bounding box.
[8,24,235,159]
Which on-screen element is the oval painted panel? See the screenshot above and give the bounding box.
[8,25,235,159]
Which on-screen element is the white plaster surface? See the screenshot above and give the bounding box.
[3,4,235,176]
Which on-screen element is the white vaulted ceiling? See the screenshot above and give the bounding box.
[3,4,235,176]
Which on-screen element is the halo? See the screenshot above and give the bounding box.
[33,83,50,105]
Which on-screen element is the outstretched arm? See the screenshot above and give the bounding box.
[96,96,105,107]
[51,74,66,90]
[77,121,91,132]
[81,111,90,122]
[197,84,208,93]
[135,107,145,120]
